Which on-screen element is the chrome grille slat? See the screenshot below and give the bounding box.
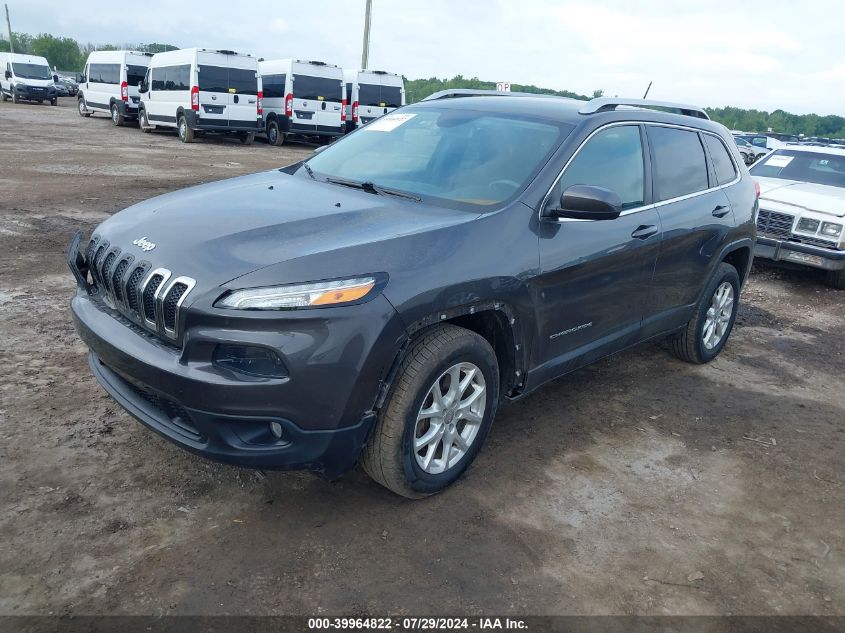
[756,209,794,239]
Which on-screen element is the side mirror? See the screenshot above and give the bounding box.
[138,82,148,94]
[545,185,622,221]
[4,71,10,80]
[77,73,86,83]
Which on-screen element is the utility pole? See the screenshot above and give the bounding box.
[642,81,653,99]
[360,0,372,70]
[5,4,14,54]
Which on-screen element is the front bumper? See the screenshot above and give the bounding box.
[755,236,845,271]
[13,84,55,100]
[70,281,406,476]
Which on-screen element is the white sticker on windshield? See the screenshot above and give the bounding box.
[766,155,794,168]
[364,113,416,132]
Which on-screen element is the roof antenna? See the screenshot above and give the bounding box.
[642,81,653,99]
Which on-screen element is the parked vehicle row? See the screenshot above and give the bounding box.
[62,48,406,145]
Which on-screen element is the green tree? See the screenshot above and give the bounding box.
[0,31,34,54]
[29,33,83,70]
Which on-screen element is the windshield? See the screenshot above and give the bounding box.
[11,63,52,80]
[750,150,845,188]
[306,106,572,208]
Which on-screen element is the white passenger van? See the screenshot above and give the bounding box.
[78,50,152,124]
[343,69,405,133]
[138,48,263,144]
[258,59,344,145]
[0,53,57,105]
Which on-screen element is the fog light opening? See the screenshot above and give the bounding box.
[270,421,284,439]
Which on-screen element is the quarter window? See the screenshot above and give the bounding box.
[703,134,737,185]
[648,126,709,201]
[557,125,645,210]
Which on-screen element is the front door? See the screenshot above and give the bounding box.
[530,124,661,387]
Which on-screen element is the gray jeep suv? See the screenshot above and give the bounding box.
[68,93,757,498]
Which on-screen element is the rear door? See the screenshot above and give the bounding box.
[291,64,343,133]
[643,125,735,336]
[226,56,259,127]
[196,52,230,128]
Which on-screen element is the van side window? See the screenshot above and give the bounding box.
[648,126,709,201]
[152,65,190,91]
[263,74,287,99]
[89,64,120,85]
[702,134,737,186]
[557,125,645,210]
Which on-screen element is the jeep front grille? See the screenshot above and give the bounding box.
[756,209,794,239]
[84,235,196,343]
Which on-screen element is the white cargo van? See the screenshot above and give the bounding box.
[78,50,152,124]
[258,59,344,145]
[343,69,405,133]
[138,48,263,144]
[0,53,57,105]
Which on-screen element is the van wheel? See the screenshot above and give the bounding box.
[1,90,7,102]
[361,324,500,498]
[138,108,152,133]
[825,269,845,290]
[110,103,124,126]
[51,98,58,106]
[240,132,255,145]
[267,120,285,146]
[78,98,90,117]
[177,115,194,143]
[11,91,18,103]
[669,262,740,364]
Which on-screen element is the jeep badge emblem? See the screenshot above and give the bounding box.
[132,237,156,252]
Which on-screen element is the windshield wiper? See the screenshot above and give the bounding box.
[324,177,420,201]
[302,163,316,179]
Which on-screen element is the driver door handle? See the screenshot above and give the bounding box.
[631,225,658,240]
[712,205,731,218]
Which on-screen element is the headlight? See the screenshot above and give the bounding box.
[820,222,842,238]
[216,276,378,310]
[796,217,820,233]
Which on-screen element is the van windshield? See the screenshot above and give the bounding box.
[306,106,572,209]
[358,83,402,108]
[293,74,342,102]
[12,63,51,80]
[750,150,845,188]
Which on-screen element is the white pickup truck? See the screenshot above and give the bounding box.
[751,145,845,288]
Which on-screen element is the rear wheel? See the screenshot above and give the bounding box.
[361,324,500,498]
[825,269,845,290]
[669,262,740,364]
[240,132,255,145]
[110,103,124,126]
[177,115,194,143]
[267,119,285,146]
[78,98,90,117]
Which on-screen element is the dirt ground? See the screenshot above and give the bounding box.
[0,99,843,617]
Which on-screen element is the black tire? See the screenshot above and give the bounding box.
[110,103,124,126]
[138,108,152,133]
[825,269,845,290]
[240,132,255,145]
[669,262,740,364]
[51,98,58,106]
[11,91,18,103]
[78,98,90,117]
[177,115,194,143]
[267,119,285,146]
[1,90,7,102]
[361,324,500,498]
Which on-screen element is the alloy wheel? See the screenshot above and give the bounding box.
[703,281,734,350]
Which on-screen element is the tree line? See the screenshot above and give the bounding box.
[3,31,843,138]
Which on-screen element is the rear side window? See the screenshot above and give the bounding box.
[89,63,120,84]
[151,65,190,91]
[649,126,709,201]
[263,73,287,98]
[703,134,737,185]
[292,74,342,102]
[557,125,645,210]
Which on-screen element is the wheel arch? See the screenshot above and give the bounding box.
[719,239,754,287]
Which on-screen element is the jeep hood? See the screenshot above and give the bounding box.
[92,169,476,290]
[756,177,845,218]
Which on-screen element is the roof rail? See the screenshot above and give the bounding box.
[422,88,557,101]
[579,97,710,120]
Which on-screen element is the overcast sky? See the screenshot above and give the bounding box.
[11,0,844,115]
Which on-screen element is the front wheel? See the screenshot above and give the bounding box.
[825,269,845,290]
[78,98,90,117]
[138,108,152,133]
[51,98,58,106]
[361,324,500,498]
[177,115,194,143]
[669,262,740,364]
